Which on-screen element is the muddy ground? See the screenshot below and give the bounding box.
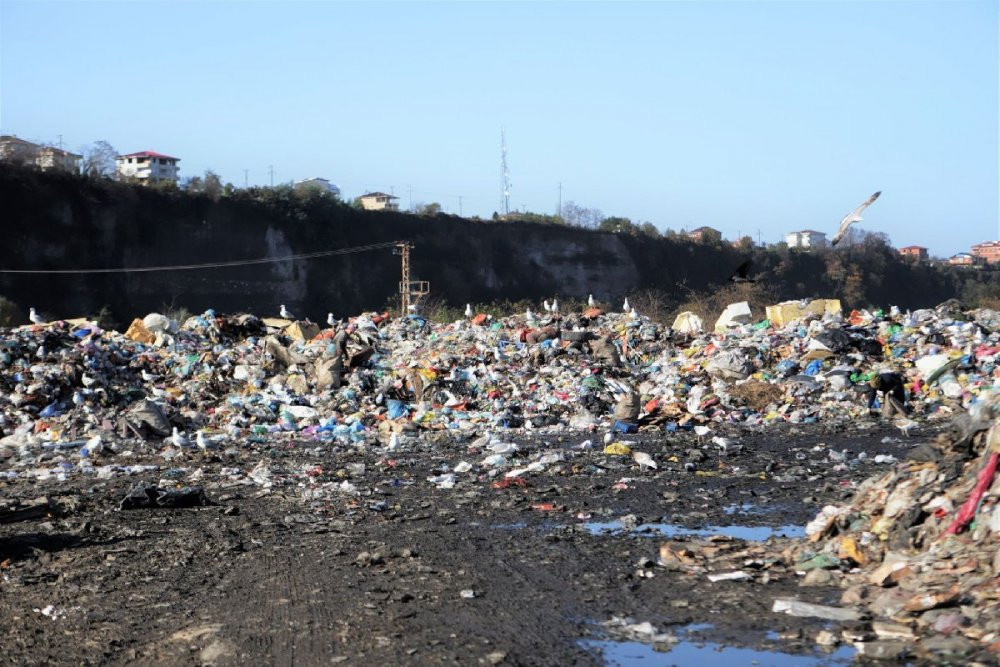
[1,421,935,665]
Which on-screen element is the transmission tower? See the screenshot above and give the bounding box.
[500,127,511,216]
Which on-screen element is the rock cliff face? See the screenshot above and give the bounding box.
[0,166,966,321]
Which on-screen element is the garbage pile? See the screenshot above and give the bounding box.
[0,298,998,489]
[784,393,1000,661]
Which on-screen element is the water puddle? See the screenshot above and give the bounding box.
[581,639,855,666]
[584,520,805,540]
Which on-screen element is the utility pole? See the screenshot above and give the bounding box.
[268,165,274,187]
[56,134,63,150]
[408,185,412,211]
[394,241,430,316]
[500,127,511,216]
[557,182,562,217]
[458,196,463,217]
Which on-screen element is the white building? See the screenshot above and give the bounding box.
[785,230,827,249]
[295,177,341,197]
[115,150,180,183]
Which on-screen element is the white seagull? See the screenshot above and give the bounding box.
[465,303,473,318]
[831,191,882,247]
[388,432,400,450]
[169,427,189,448]
[195,430,213,451]
[622,298,630,313]
[327,312,336,327]
[551,299,559,313]
[279,304,295,320]
[587,294,595,307]
[29,307,45,325]
[543,300,552,313]
[633,451,657,471]
[525,308,535,323]
[694,425,711,443]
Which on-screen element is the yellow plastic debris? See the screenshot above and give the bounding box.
[603,442,632,455]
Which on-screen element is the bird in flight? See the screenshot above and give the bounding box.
[728,260,755,283]
[831,191,881,247]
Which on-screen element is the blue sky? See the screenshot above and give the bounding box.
[1,1,996,255]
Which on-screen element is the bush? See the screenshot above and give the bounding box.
[0,295,23,327]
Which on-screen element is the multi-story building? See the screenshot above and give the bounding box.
[359,192,399,211]
[971,241,1000,264]
[898,245,928,261]
[0,135,81,172]
[948,253,977,266]
[784,230,827,249]
[115,151,180,183]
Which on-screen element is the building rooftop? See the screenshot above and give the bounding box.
[787,229,826,235]
[360,192,398,199]
[899,245,927,251]
[117,151,180,161]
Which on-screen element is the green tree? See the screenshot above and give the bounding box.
[599,216,638,234]
[698,228,723,244]
[203,170,223,199]
[639,222,661,238]
[414,202,442,216]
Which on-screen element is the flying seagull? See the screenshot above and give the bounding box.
[728,260,755,284]
[831,191,882,247]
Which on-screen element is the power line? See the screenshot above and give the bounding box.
[0,241,403,275]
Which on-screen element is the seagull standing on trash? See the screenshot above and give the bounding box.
[387,432,400,450]
[195,430,214,451]
[169,427,189,448]
[327,313,336,327]
[526,308,535,323]
[694,425,711,444]
[551,299,559,314]
[29,307,45,325]
[831,191,882,246]
[622,297,630,313]
[633,451,657,471]
[465,303,473,318]
[894,417,918,437]
[279,304,295,320]
[588,294,596,307]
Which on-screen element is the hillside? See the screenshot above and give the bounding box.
[0,164,994,324]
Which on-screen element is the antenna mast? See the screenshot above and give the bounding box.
[500,127,511,216]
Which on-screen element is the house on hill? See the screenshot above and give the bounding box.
[785,230,827,249]
[359,192,399,211]
[686,226,721,242]
[971,241,1000,264]
[948,252,977,266]
[0,135,81,172]
[898,245,928,261]
[115,150,180,184]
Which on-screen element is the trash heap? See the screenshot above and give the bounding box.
[0,298,998,487]
[784,393,1000,661]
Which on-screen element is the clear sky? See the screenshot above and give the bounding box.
[1,1,996,255]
